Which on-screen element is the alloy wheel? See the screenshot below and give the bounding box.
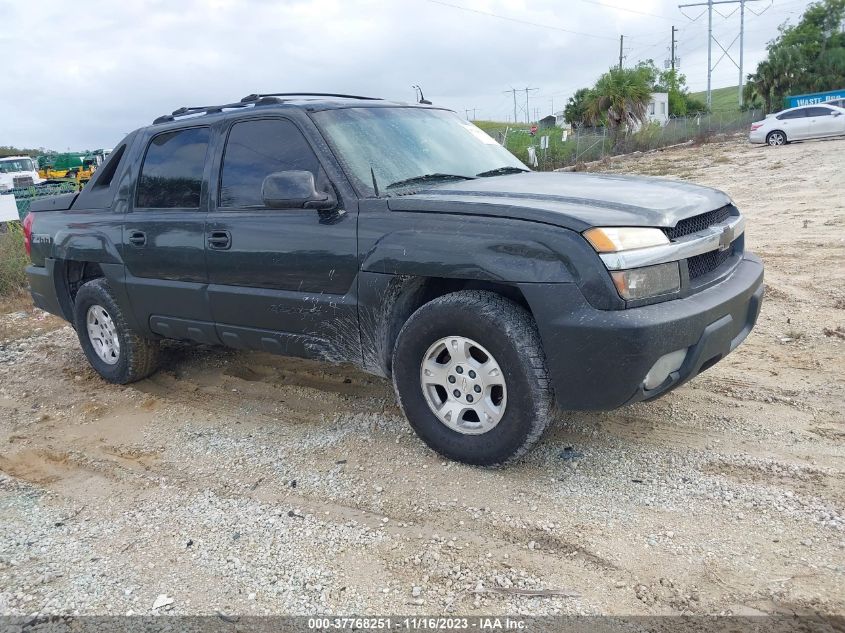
[420,336,507,435]
[86,304,120,365]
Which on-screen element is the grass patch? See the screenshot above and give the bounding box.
[690,85,741,112]
[0,223,29,296]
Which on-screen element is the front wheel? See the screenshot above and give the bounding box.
[392,291,555,466]
[766,130,786,146]
[73,278,160,384]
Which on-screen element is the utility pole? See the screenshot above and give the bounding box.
[504,87,537,124]
[671,25,677,72]
[504,88,518,124]
[707,1,712,108]
[738,0,745,107]
[618,34,624,69]
[525,88,530,124]
[678,0,767,109]
[523,87,538,124]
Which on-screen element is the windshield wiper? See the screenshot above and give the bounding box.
[385,173,475,190]
[475,166,530,177]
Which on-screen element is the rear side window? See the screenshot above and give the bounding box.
[777,109,808,120]
[219,119,321,208]
[91,144,126,189]
[136,127,210,208]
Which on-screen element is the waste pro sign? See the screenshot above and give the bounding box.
[0,195,19,223]
[784,89,845,108]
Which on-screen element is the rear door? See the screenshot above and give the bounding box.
[122,126,217,342]
[777,108,811,139]
[806,106,844,138]
[204,115,359,361]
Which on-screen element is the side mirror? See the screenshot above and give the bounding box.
[261,170,336,210]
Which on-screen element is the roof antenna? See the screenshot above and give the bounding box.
[412,84,432,105]
[370,166,380,197]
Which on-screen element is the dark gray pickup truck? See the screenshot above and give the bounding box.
[24,93,763,465]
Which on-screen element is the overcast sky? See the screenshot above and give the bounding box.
[3,0,815,150]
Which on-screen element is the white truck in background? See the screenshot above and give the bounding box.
[0,156,44,192]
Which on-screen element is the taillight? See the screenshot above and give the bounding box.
[750,123,763,131]
[23,212,34,257]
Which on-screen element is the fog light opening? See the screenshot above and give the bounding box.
[643,348,688,391]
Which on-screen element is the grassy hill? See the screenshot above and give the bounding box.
[690,85,741,111]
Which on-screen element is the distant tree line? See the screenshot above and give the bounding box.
[744,0,845,112]
[0,146,51,159]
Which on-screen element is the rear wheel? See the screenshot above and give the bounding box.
[766,130,786,146]
[73,278,160,384]
[392,291,555,466]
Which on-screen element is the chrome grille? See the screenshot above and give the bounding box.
[663,205,732,241]
[687,245,732,279]
[13,176,34,188]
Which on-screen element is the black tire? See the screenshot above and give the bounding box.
[73,278,160,384]
[766,130,787,146]
[392,291,554,466]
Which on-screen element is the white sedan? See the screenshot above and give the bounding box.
[749,104,845,146]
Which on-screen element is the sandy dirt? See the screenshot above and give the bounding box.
[0,135,843,617]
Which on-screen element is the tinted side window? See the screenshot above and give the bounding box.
[779,109,809,120]
[807,107,832,117]
[136,127,210,208]
[220,119,321,208]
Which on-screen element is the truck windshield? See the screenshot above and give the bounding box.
[312,107,527,196]
[0,159,34,173]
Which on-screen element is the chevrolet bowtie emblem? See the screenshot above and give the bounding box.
[718,225,732,251]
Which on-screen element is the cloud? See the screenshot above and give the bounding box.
[1,0,812,149]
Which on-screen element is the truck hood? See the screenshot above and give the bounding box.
[386,172,732,231]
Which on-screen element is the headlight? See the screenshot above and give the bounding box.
[610,262,680,300]
[583,227,669,252]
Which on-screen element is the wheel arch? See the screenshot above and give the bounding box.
[358,272,533,377]
[52,260,141,332]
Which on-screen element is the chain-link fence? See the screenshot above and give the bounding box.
[494,108,763,171]
[0,182,77,220]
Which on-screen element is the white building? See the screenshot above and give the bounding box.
[646,92,669,125]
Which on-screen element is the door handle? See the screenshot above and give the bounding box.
[207,230,231,250]
[128,230,146,246]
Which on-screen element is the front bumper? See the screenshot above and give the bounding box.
[520,253,764,410]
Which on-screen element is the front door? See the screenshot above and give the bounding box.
[122,126,217,342]
[806,106,843,138]
[204,116,359,362]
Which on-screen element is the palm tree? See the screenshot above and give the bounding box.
[584,67,653,145]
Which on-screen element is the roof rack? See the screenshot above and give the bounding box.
[240,92,382,103]
[152,93,382,124]
[152,100,261,125]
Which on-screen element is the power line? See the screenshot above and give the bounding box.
[578,0,677,21]
[426,0,620,41]
[678,0,771,108]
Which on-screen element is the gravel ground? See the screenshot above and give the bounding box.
[0,135,843,617]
